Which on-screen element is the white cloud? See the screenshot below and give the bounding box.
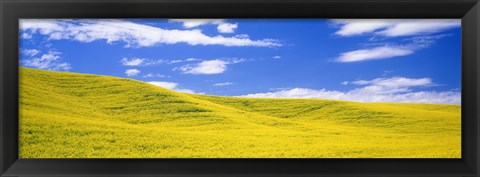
[241,77,460,104]
[217,23,238,33]
[40,52,61,61]
[333,20,393,36]
[169,19,225,28]
[21,33,33,39]
[22,50,71,71]
[168,60,183,64]
[350,77,433,94]
[121,57,145,66]
[147,81,195,93]
[403,34,452,48]
[174,88,197,94]
[147,81,178,89]
[229,58,247,64]
[333,19,460,37]
[336,46,414,62]
[166,58,202,64]
[170,19,238,33]
[186,58,200,61]
[177,58,246,75]
[234,34,249,38]
[143,73,169,78]
[22,49,40,56]
[352,77,432,88]
[213,82,234,86]
[341,81,349,85]
[179,60,228,75]
[125,69,140,77]
[20,19,281,48]
[19,19,64,35]
[122,57,203,67]
[51,63,72,71]
[273,56,282,59]
[376,20,460,37]
[336,34,452,63]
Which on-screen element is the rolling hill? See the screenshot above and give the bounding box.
[19,67,461,158]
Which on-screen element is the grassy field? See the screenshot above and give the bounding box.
[19,67,461,158]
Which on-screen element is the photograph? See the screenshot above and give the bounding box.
[18,19,461,158]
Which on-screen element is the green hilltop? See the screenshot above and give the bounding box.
[19,67,461,158]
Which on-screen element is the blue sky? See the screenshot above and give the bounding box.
[19,19,461,104]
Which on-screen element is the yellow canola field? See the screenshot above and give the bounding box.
[19,68,461,158]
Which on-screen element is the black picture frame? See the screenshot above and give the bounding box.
[1,0,479,176]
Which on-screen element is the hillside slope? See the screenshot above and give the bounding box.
[19,68,461,158]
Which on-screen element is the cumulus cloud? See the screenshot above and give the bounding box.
[241,77,460,104]
[213,82,234,86]
[177,58,246,75]
[332,19,460,37]
[273,56,282,59]
[20,19,281,48]
[147,81,195,93]
[125,69,140,77]
[21,50,71,71]
[217,23,238,33]
[169,19,225,28]
[336,46,414,62]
